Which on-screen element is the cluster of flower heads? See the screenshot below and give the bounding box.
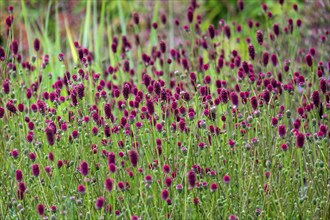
[1,0,329,219]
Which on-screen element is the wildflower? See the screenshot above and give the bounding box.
[224,24,231,39]
[45,126,55,146]
[11,149,19,159]
[230,92,239,107]
[95,196,105,209]
[6,101,17,114]
[176,184,183,192]
[105,178,114,192]
[32,164,40,177]
[305,54,313,67]
[77,185,86,194]
[164,177,172,187]
[278,124,286,137]
[163,164,171,173]
[296,133,305,148]
[132,12,139,25]
[29,152,36,161]
[223,174,231,183]
[146,99,155,115]
[210,183,218,192]
[15,170,23,182]
[161,189,169,200]
[128,150,138,167]
[159,40,166,53]
[271,117,278,127]
[79,161,89,176]
[34,38,40,52]
[311,90,320,107]
[208,24,215,39]
[273,24,280,36]
[228,215,238,220]
[237,0,244,11]
[131,215,140,220]
[248,44,255,60]
[193,197,199,205]
[0,107,4,118]
[187,171,196,188]
[18,182,26,193]
[187,9,193,23]
[10,40,19,55]
[108,163,116,173]
[270,54,278,66]
[37,204,45,216]
[319,78,326,94]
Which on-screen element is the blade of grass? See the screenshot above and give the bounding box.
[117,0,126,36]
[149,0,159,53]
[169,0,174,49]
[93,0,99,64]
[64,18,78,63]
[83,0,91,47]
[55,0,61,52]
[21,0,32,57]
[98,0,106,64]
[44,0,52,37]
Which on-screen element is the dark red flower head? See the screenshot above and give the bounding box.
[296,133,305,148]
[79,161,89,176]
[128,150,138,167]
[187,170,196,188]
[256,30,263,45]
[95,196,105,210]
[31,164,40,177]
[278,124,286,137]
[105,178,114,192]
[15,169,23,182]
[34,38,40,52]
[208,24,215,39]
[304,53,313,68]
[6,101,17,114]
[311,90,320,106]
[37,204,44,216]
